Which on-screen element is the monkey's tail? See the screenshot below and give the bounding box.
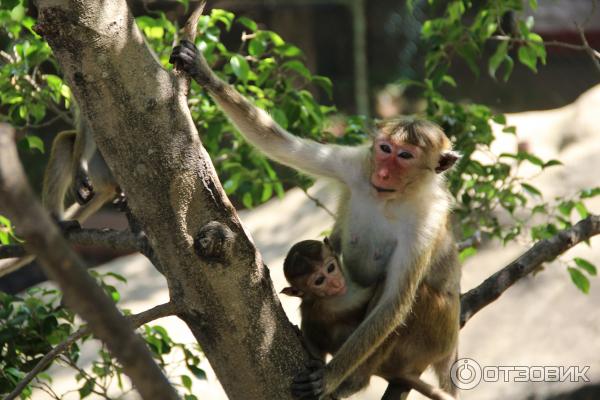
[42,130,77,219]
[398,374,456,400]
[0,132,79,279]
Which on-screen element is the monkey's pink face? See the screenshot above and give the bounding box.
[307,257,347,297]
[371,137,422,196]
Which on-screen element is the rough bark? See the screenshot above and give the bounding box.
[33,1,307,399]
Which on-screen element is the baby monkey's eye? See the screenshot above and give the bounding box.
[380,144,392,154]
[327,263,335,273]
[398,151,413,159]
[314,276,325,286]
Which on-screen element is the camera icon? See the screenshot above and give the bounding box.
[450,358,482,390]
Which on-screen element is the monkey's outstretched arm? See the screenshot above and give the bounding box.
[170,40,366,183]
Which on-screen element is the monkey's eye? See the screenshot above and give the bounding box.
[398,151,413,159]
[327,263,335,273]
[314,276,325,286]
[379,144,392,154]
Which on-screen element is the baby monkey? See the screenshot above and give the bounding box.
[282,239,455,400]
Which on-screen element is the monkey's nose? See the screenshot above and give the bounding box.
[378,168,390,180]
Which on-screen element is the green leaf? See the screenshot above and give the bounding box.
[22,135,44,153]
[313,76,333,99]
[79,380,94,398]
[568,267,590,294]
[442,75,457,87]
[543,159,562,168]
[558,201,574,216]
[456,40,480,76]
[521,183,541,197]
[211,9,235,31]
[271,108,288,129]
[278,44,303,57]
[574,201,588,219]
[105,271,127,283]
[574,258,597,276]
[492,114,506,124]
[266,31,285,46]
[187,364,207,380]
[3,0,21,9]
[518,45,538,72]
[248,38,265,57]
[459,246,477,262]
[281,60,311,80]
[181,374,192,390]
[489,41,508,79]
[242,192,253,208]
[580,187,600,198]
[237,16,257,32]
[520,152,543,166]
[501,55,514,82]
[527,33,546,64]
[261,183,273,202]
[230,55,250,82]
[223,175,240,194]
[529,0,538,10]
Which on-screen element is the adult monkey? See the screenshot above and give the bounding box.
[170,40,461,399]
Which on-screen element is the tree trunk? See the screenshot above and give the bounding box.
[34,1,308,398]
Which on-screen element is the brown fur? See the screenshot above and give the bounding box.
[42,129,118,222]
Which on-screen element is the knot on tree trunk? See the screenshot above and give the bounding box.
[193,221,235,263]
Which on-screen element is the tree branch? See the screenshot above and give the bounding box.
[0,228,139,259]
[4,302,179,400]
[460,215,600,327]
[0,124,179,400]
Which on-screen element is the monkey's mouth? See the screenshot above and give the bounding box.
[372,184,396,193]
[328,286,347,296]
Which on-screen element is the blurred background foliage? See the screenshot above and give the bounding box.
[1,0,599,398]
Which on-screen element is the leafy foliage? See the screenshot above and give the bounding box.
[406,1,599,286]
[136,9,365,208]
[0,273,206,399]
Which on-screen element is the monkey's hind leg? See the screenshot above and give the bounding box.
[433,350,459,398]
[381,381,410,400]
[42,130,77,220]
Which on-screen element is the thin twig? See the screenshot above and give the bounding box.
[4,302,179,400]
[576,23,600,74]
[457,231,482,252]
[301,188,335,218]
[489,35,600,74]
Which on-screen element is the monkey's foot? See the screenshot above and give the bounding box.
[74,174,95,205]
[291,359,326,400]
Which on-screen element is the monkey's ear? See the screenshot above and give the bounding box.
[436,150,460,173]
[281,287,304,298]
[323,237,332,248]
